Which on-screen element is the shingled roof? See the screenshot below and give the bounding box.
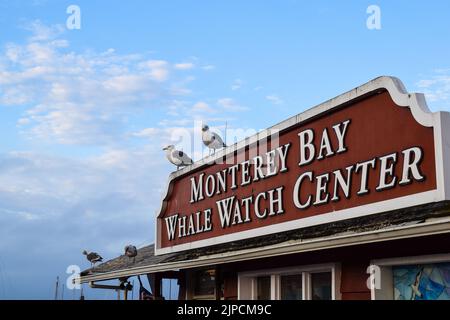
[80,200,450,280]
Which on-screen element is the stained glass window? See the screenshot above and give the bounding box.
[393,262,450,300]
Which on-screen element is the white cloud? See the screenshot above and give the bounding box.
[139,59,169,82]
[132,127,161,138]
[0,22,196,145]
[266,94,284,105]
[192,101,213,113]
[202,64,215,71]
[217,98,248,111]
[174,62,194,70]
[24,20,64,42]
[158,118,192,127]
[0,21,245,299]
[231,78,243,91]
[416,72,450,107]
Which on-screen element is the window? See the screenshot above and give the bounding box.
[371,254,450,300]
[256,276,271,300]
[281,274,303,300]
[393,263,450,300]
[193,269,216,297]
[311,272,332,300]
[238,263,338,300]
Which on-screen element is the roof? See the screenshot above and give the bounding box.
[80,200,450,282]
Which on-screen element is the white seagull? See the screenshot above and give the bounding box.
[202,124,226,155]
[163,145,193,170]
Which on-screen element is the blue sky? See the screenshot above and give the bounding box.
[0,0,450,299]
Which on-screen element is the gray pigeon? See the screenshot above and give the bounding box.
[202,124,226,155]
[163,145,193,170]
[82,250,103,268]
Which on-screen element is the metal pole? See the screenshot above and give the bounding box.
[225,121,228,146]
[54,276,59,300]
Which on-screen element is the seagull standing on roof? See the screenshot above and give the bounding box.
[202,124,226,155]
[82,250,103,268]
[124,244,138,264]
[163,145,193,170]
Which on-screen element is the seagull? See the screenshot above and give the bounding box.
[124,244,138,263]
[202,124,226,155]
[82,250,103,268]
[163,145,193,170]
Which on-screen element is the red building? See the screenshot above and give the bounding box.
[80,76,450,300]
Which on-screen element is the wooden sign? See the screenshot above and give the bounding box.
[155,77,450,255]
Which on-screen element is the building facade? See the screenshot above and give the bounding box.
[80,76,450,300]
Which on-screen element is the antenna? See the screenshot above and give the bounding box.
[225,121,228,146]
[54,276,59,300]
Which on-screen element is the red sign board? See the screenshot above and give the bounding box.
[155,77,449,255]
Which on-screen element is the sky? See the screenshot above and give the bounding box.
[0,0,450,299]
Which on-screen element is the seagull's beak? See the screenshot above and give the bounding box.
[162,147,168,151]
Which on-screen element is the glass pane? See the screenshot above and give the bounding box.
[311,272,332,300]
[257,276,271,300]
[281,274,302,300]
[194,269,216,296]
[393,262,450,300]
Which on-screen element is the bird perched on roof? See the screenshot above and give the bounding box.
[82,250,103,268]
[124,244,138,264]
[163,145,193,170]
[202,124,226,155]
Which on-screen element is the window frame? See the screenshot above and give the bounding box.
[187,268,218,300]
[237,263,340,300]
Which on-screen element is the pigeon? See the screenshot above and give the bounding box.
[163,145,194,170]
[124,244,138,263]
[201,124,226,155]
[82,250,103,268]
